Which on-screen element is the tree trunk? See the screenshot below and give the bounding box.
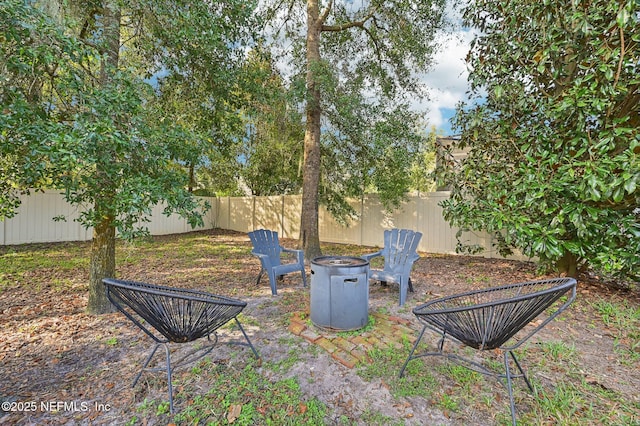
[88,215,116,314]
[300,0,323,261]
[556,251,579,278]
[188,162,195,192]
[99,0,120,84]
[87,0,120,314]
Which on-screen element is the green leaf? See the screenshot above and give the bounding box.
[612,187,624,203]
[623,178,636,194]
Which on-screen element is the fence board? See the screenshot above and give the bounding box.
[281,195,301,239]
[254,196,284,234]
[228,197,253,232]
[319,198,362,245]
[1,191,216,245]
[213,197,230,229]
[2,190,91,244]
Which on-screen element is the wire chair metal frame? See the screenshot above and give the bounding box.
[103,278,259,413]
[399,277,577,425]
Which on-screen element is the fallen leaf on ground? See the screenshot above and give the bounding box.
[227,404,242,423]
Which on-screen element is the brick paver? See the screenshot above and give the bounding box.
[288,310,418,368]
[331,350,360,369]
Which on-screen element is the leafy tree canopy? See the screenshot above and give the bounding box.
[238,48,305,197]
[439,0,639,280]
[1,0,259,312]
[264,0,449,234]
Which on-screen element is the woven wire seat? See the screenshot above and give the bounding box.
[103,278,259,413]
[399,277,577,425]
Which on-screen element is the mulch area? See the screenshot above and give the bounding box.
[1,228,638,425]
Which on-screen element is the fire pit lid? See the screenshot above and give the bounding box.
[311,255,368,267]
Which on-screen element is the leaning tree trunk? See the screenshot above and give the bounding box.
[300,0,323,261]
[87,0,120,314]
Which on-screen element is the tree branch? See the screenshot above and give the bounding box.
[78,12,105,55]
[267,0,298,38]
[318,0,333,26]
[613,25,624,89]
[321,7,377,32]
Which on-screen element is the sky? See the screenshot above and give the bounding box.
[417,29,475,137]
[263,1,476,138]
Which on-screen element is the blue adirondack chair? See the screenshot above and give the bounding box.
[248,229,307,295]
[362,228,422,306]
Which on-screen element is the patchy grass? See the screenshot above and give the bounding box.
[0,242,90,292]
[590,298,640,364]
[165,358,327,425]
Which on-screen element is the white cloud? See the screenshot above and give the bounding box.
[417,29,475,135]
[262,2,476,136]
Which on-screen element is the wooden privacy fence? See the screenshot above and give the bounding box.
[1,190,513,259]
[0,190,214,246]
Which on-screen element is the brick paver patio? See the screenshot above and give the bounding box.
[288,311,419,369]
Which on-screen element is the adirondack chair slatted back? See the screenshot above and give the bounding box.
[249,229,282,267]
[248,229,307,295]
[363,228,422,306]
[384,229,421,274]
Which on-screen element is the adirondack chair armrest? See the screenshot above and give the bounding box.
[282,247,301,254]
[361,250,382,262]
[282,247,304,263]
[251,251,273,268]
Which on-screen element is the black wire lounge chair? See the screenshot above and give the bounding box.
[399,277,577,425]
[103,278,259,413]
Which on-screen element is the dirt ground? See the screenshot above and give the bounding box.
[0,229,638,425]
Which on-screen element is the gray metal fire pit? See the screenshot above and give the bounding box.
[310,256,370,331]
